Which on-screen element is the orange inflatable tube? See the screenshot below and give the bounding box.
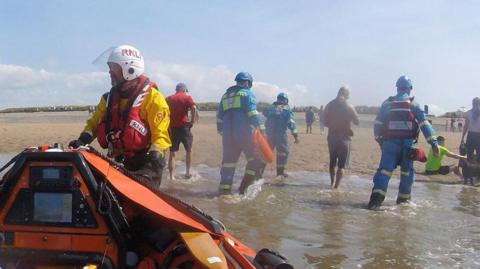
[253,129,273,163]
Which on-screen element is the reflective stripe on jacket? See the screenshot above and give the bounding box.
[216,85,264,136]
[263,103,297,136]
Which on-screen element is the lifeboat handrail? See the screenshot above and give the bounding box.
[0,152,22,182]
[82,146,226,235]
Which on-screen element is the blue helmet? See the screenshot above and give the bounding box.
[235,72,253,88]
[277,92,289,104]
[175,82,187,91]
[396,75,413,91]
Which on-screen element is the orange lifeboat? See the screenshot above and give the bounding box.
[0,144,293,269]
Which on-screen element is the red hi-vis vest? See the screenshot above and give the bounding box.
[383,97,419,139]
[96,76,154,157]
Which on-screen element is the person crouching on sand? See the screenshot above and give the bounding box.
[425,136,466,176]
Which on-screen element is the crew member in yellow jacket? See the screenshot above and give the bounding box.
[70,45,171,187]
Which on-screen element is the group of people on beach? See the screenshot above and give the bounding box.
[69,44,480,210]
[445,117,465,132]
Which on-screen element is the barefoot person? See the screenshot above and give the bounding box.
[323,86,359,189]
[166,83,197,180]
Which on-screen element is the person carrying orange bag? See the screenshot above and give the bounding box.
[216,72,265,195]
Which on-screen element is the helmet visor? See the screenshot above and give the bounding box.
[92,46,115,71]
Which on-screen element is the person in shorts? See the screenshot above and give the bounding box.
[323,86,359,189]
[425,136,466,175]
[166,83,197,179]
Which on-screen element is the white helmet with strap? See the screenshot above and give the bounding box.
[107,45,145,81]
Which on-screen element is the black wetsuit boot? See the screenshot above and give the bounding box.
[367,192,385,210]
[239,174,256,194]
[276,167,288,177]
[256,163,267,180]
[396,196,410,204]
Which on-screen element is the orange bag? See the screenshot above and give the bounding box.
[253,129,273,163]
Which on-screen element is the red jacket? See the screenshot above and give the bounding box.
[166,91,195,128]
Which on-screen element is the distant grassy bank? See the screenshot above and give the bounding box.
[0,105,92,113]
[0,103,382,114]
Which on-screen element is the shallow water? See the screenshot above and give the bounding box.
[1,154,479,268]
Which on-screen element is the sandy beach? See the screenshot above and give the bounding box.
[0,111,465,184]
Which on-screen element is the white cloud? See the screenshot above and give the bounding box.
[148,61,310,105]
[426,104,446,116]
[148,62,234,102]
[0,64,108,108]
[0,63,311,109]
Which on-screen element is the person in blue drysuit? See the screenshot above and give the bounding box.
[368,75,439,210]
[262,93,300,177]
[216,72,265,195]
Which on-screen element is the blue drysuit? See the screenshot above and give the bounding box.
[263,103,298,169]
[216,86,264,191]
[372,92,438,200]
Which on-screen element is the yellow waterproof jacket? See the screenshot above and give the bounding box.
[83,84,171,153]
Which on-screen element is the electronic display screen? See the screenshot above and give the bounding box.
[42,168,60,179]
[33,193,72,223]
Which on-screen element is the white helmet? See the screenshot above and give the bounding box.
[107,45,145,81]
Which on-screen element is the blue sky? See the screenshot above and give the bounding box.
[1,0,479,114]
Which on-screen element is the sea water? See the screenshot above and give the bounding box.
[1,155,479,268]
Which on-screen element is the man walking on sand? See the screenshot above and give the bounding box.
[166,83,197,180]
[305,107,315,134]
[323,86,359,189]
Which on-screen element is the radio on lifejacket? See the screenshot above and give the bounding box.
[106,129,122,157]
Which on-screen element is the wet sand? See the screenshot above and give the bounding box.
[0,111,465,183]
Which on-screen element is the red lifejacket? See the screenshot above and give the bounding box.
[383,97,419,139]
[96,76,155,157]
